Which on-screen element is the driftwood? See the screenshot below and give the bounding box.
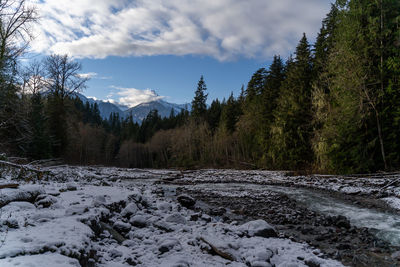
[228,158,256,167]
[0,160,50,180]
[200,237,235,262]
[27,158,63,167]
[99,222,126,244]
[0,183,19,189]
[380,177,400,191]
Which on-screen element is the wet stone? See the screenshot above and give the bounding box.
[177,194,196,208]
[238,219,278,238]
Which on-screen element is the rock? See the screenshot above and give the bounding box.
[335,216,351,229]
[101,181,111,186]
[108,248,123,258]
[113,220,131,234]
[190,213,200,221]
[35,195,58,208]
[158,238,182,254]
[121,203,138,217]
[391,251,400,260]
[153,221,175,232]
[130,215,147,228]
[65,205,89,216]
[126,257,138,266]
[157,202,173,211]
[250,262,272,267]
[92,195,107,207]
[336,243,351,250]
[4,218,19,229]
[177,194,196,208]
[254,248,274,262]
[238,219,277,238]
[305,257,322,267]
[165,213,187,225]
[66,183,77,191]
[209,207,226,216]
[201,214,212,223]
[168,259,190,267]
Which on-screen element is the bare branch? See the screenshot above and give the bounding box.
[44,54,89,99]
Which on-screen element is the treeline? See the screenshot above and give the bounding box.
[1,0,400,174]
[115,0,400,173]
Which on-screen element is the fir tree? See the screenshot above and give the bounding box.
[191,75,208,122]
[270,34,313,169]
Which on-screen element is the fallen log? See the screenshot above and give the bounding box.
[0,183,19,189]
[380,177,400,191]
[200,237,235,262]
[228,158,256,167]
[99,222,126,244]
[0,160,50,180]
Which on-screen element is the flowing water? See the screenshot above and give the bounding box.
[125,176,400,247]
[185,183,400,246]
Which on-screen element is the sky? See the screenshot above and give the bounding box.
[28,0,333,106]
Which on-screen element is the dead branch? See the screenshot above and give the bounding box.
[99,222,126,244]
[0,159,50,181]
[200,237,236,262]
[0,183,18,189]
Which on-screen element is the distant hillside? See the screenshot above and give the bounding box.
[76,93,190,123]
[124,100,191,122]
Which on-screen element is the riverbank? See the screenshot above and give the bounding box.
[0,165,344,266]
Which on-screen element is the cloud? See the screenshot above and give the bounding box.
[78,72,98,79]
[78,72,112,80]
[111,86,164,108]
[30,0,333,60]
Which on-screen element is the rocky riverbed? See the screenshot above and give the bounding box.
[1,165,399,266]
[175,186,399,266]
[0,165,345,267]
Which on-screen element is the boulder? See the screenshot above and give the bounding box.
[165,213,187,225]
[121,203,138,217]
[158,238,182,254]
[391,251,400,260]
[113,220,131,234]
[238,219,277,238]
[92,195,107,207]
[35,195,58,208]
[177,195,196,208]
[130,215,148,228]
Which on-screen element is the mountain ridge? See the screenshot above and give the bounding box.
[76,93,190,123]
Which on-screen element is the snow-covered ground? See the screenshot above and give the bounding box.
[0,165,344,266]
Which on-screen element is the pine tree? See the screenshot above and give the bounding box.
[221,93,239,134]
[270,34,313,169]
[28,93,52,159]
[207,99,222,133]
[245,68,267,102]
[191,75,208,122]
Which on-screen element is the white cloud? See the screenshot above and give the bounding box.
[30,0,333,60]
[78,72,112,80]
[111,86,164,108]
[78,72,98,79]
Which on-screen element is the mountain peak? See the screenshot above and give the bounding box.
[75,93,190,123]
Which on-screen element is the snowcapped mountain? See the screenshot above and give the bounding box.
[76,93,190,123]
[124,100,190,122]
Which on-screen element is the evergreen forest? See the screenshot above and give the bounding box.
[1,0,400,174]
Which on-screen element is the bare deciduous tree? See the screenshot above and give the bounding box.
[21,59,46,95]
[0,0,37,70]
[44,54,88,99]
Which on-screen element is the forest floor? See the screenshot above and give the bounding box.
[0,164,399,266]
